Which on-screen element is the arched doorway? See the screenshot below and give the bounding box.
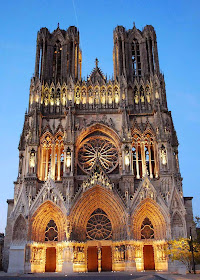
[86,208,112,272]
[132,198,169,271]
[45,247,56,272]
[70,185,127,272]
[143,245,155,270]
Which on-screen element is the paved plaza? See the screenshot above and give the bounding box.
[0,272,199,280]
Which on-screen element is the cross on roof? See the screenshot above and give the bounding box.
[95,58,99,68]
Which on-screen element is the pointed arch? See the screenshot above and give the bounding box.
[171,211,186,239]
[12,214,27,242]
[131,123,158,178]
[30,201,67,242]
[70,185,127,241]
[132,198,168,240]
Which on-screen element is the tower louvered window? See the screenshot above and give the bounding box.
[53,40,62,80]
[132,39,141,77]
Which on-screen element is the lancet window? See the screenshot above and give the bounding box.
[53,40,62,80]
[132,132,157,178]
[132,39,141,77]
[39,133,64,181]
[146,38,155,74]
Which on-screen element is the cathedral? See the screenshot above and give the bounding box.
[3,23,195,273]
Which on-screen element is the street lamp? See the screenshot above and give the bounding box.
[189,227,196,274]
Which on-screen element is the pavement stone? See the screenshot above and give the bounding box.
[0,271,199,280]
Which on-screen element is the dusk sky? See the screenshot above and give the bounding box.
[0,0,200,233]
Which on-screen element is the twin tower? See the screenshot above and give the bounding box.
[35,24,159,83]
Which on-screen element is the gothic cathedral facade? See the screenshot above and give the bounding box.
[3,24,195,273]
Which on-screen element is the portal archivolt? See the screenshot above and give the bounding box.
[132,198,168,240]
[70,185,127,241]
[30,201,67,242]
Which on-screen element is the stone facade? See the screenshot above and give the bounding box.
[3,23,195,273]
[0,233,4,270]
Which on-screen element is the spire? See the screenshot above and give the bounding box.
[57,22,60,29]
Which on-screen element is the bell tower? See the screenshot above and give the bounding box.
[113,24,160,81]
[34,25,82,83]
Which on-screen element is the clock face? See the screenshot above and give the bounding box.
[77,136,118,174]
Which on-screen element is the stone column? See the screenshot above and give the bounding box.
[57,146,61,180]
[45,148,49,180]
[153,144,158,178]
[98,247,101,273]
[40,146,44,180]
[141,142,146,177]
[148,144,153,178]
[51,142,55,179]
[136,145,140,179]
[62,246,73,273]
[125,244,136,272]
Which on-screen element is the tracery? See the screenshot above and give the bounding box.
[132,132,157,178]
[86,208,112,240]
[77,134,118,174]
[39,133,64,181]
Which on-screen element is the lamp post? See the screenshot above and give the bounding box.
[189,227,196,274]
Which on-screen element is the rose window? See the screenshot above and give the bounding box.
[86,208,112,240]
[78,136,118,174]
[45,219,58,241]
[141,217,154,239]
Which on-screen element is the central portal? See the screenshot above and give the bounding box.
[87,246,112,272]
[101,246,112,271]
[87,246,98,272]
[45,247,56,272]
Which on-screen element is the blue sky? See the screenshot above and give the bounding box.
[0,0,200,233]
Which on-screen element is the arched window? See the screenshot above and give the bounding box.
[45,219,58,241]
[39,133,64,181]
[56,88,60,106]
[132,132,157,178]
[140,86,145,103]
[132,39,141,77]
[146,38,155,74]
[50,88,54,105]
[53,40,62,80]
[141,217,154,239]
[86,208,112,240]
[55,134,64,180]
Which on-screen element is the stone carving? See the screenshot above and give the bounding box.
[160,145,167,165]
[74,246,85,264]
[31,247,44,265]
[82,165,112,191]
[140,182,156,201]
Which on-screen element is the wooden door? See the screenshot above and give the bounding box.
[87,246,98,272]
[143,245,155,270]
[101,246,112,271]
[45,247,56,272]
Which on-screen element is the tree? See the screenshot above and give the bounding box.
[166,238,200,273]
